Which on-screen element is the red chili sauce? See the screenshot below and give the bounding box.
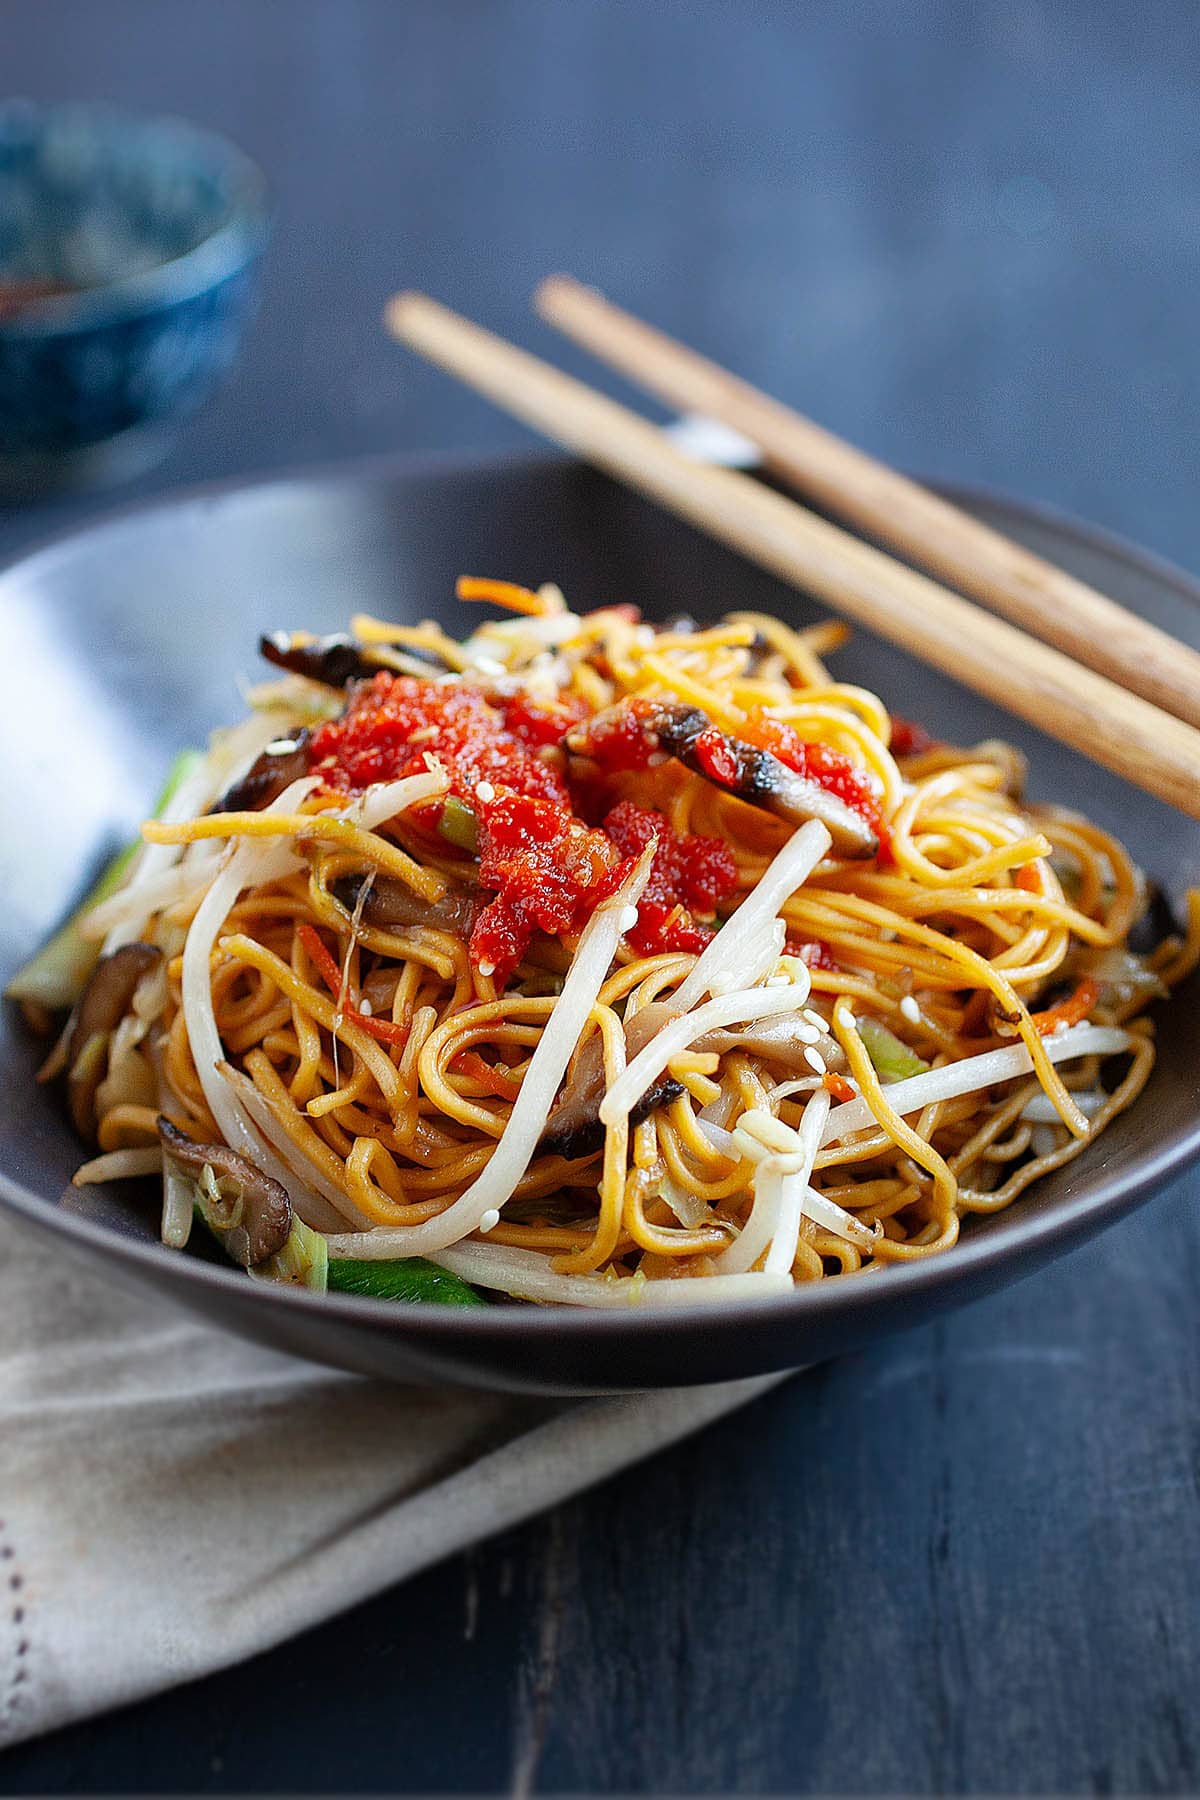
[309,673,736,981]
[739,710,890,858]
[586,697,891,862]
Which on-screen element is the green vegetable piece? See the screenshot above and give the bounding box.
[7,749,204,1010]
[437,796,479,854]
[152,749,206,817]
[857,1016,930,1082]
[258,1214,330,1292]
[194,1200,482,1305]
[328,1256,487,1306]
[193,1200,330,1292]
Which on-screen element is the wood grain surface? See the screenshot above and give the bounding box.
[1,1,1198,1792]
[387,290,1200,819]
[535,273,1200,732]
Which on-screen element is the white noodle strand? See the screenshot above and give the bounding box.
[671,819,830,1013]
[821,1023,1131,1143]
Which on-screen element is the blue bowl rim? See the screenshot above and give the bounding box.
[0,98,271,338]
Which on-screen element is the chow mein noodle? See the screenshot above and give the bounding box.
[14,579,1199,1308]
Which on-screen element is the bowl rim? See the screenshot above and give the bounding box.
[0,98,270,337]
[1,444,1199,1347]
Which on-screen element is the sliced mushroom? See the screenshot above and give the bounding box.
[65,943,162,1142]
[538,1003,678,1160]
[260,631,450,688]
[335,874,479,938]
[536,1000,845,1161]
[214,731,310,813]
[696,1016,845,1071]
[334,877,581,994]
[539,1070,683,1162]
[567,700,878,858]
[157,1117,292,1268]
[1127,879,1179,956]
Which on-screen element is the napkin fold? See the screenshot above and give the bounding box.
[0,1213,784,1748]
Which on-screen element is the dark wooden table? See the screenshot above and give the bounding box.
[2,3,1198,1791]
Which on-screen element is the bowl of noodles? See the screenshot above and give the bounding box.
[1,451,1198,1392]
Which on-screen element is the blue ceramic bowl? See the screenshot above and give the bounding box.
[0,100,270,493]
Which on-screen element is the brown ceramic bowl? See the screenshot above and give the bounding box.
[2,451,1197,1393]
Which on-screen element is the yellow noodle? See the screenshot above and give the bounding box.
[144,812,445,902]
[66,592,1187,1302]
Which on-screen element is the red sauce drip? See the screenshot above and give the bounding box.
[603,802,737,957]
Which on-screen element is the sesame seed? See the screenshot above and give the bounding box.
[479,1208,500,1233]
[478,961,495,979]
[795,1023,821,1045]
[803,1009,826,1031]
[803,1047,827,1074]
[265,738,298,755]
[357,997,373,1017]
[900,995,921,1025]
[475,780,496,803]
[620,906,640,931]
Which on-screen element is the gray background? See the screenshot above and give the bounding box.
[2,1,1198,1792]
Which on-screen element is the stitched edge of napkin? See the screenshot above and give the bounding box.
[0,1514,30,1742]
[1,1369,792,1748]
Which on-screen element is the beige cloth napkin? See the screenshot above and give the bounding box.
[0,1212,784,1748]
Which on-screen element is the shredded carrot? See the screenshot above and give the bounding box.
[297,922,345,996]
[1031,978,1100,1036]
[296,924,411,1046]
[454,1049,522,1100]
[824,1071,856,1104]
[353,1013,412,1049]
[456,576,552,617]
[1014,860,1043,892]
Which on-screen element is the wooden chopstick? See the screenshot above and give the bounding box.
[536,274,1200,733]
[384,291,1200,822]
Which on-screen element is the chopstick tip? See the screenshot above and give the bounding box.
[534,272,595,318]
[383,290,435,342]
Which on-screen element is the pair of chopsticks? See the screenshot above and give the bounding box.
[384,278,1200,821]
